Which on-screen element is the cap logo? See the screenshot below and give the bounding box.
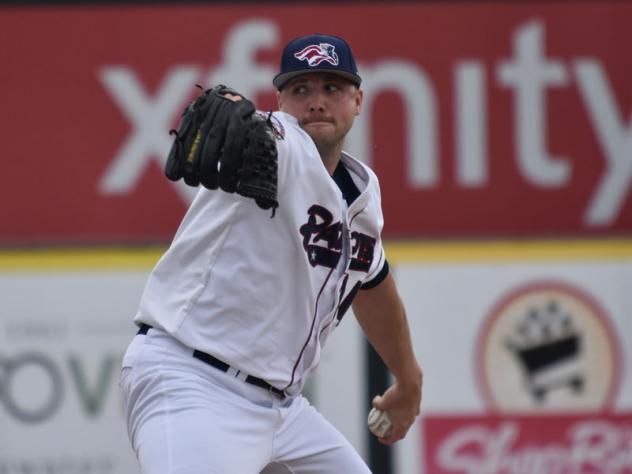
[293,43,339,67]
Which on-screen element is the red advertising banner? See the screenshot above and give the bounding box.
[424,413,632,473]
[1,2,632,243]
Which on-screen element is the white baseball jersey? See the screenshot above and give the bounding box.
[134,111,387,396]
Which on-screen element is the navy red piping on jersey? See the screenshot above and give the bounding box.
[286,161,389,390]
[285,265,337,391]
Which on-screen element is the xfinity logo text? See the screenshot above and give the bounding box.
[99,19,632,227]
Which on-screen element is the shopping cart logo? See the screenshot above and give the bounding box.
[476,281,621,412]
[505,301,584,403]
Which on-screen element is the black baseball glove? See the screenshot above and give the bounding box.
[165,85,278,212]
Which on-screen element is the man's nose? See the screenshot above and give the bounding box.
[307,92,326,112]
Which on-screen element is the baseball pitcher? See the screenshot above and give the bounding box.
[120,33,422,474]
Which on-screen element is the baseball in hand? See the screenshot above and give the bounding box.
[367,407,393,438]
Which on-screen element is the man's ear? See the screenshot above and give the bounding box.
[355,88,363,116]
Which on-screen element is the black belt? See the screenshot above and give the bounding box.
[137,324,285,399]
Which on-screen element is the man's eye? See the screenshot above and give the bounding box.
[292,85,307,94]
[326,84,339,92]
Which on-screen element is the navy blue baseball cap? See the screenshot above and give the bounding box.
[273,33,362,90]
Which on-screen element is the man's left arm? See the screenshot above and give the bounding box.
[352,271,423,445]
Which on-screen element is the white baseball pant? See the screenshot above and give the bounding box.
[119,327,371,474]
